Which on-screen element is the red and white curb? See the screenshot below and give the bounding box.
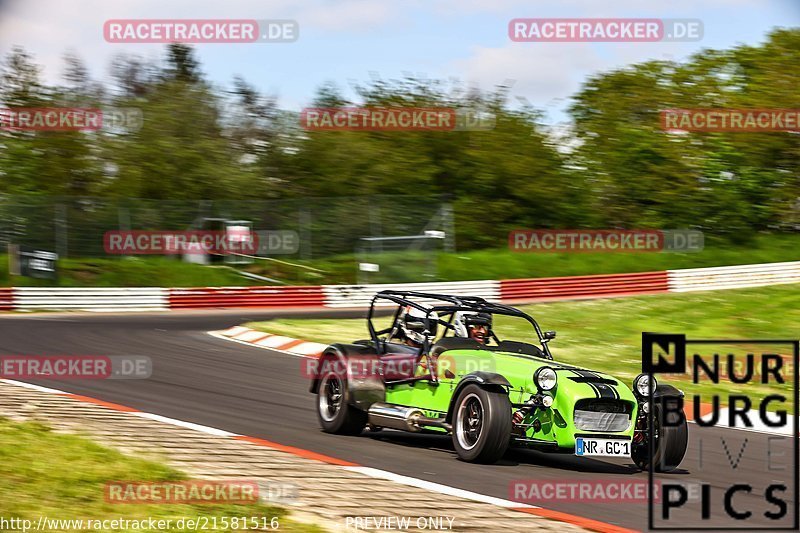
[210,326,328,358]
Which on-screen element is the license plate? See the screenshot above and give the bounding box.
[575,437,631,457]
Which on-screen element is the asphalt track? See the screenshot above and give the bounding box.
[1,310,796,531]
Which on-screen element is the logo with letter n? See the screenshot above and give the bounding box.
[642,332,686,374]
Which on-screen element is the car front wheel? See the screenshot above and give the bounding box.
[452,384,511,463]
[632,402,688,472]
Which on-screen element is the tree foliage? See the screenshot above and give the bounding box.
[0,32,798,250]
[569,28,800,240]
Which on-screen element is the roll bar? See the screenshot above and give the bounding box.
[366,290,554,360]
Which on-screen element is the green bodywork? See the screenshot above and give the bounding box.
[384,349,638,449]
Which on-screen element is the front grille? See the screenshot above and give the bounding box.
[574,399,632,432]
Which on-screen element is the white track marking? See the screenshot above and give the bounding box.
[344,466,537,509]
[1,378,70,394]
[688,418,795,436]
[289,342,328,355]
[133,412,239,437]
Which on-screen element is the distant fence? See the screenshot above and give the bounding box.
[1,261,798,312]
[0,194,452,261]
[323,280,500,308]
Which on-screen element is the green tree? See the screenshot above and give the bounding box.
[101,44,248,200]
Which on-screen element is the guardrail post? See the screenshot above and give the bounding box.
[55,203,68,259]
[299,208,312,260]
[442,201,455,253]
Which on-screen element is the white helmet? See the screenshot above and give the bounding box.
[399,306,438,345]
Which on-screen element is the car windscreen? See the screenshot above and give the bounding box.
[482,313,545,354]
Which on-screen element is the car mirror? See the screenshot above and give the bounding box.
[543,330,557,341]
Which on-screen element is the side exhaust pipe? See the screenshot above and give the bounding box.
[367,403,450,432]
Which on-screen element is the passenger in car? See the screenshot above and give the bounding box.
[455,311,493,345]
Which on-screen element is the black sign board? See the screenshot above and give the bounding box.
[19,249,58,280]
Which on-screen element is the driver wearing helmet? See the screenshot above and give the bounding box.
[455,311,493,344]
[396,306,438,348]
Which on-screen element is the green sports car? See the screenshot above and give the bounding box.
[310,290,688,468]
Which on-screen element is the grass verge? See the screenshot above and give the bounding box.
[0,417,322,532]
[0,256,258,287]
[288,233,800,284]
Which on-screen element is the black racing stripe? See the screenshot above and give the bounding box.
[612,384,620,399]
[576,369,619,399]
[594,382,617,399]
[572,370,601,398]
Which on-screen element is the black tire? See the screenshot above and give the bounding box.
[316,368,367,435]
[451,384,512,463]
[632,403,688,472]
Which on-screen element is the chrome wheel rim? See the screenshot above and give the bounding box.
[456,393,484,451]
[319,373,343,422]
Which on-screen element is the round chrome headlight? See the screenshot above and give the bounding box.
[634,373,657,397]
[535,366,557,391]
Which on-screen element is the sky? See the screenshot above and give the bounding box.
[0,0,798,125]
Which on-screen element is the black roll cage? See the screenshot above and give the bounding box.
[366,290,554,385]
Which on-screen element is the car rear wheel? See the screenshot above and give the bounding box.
[632,403,688,472]
[452,384,511,463]
[317,369,367,435]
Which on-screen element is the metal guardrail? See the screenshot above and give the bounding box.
[0,288,13,310]
[2,262,798,312]
[667,261,800,292]
[12,287,168,312]
[500,271,669,302]
[168,286,326,309]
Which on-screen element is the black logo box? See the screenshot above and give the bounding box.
[643,334,799,531]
